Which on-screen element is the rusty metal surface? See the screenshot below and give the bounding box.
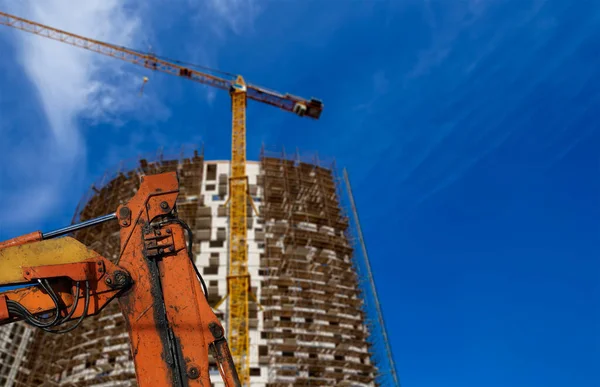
[212,336,242,387]
[116,172,240,386]
[22,259,103,282]
[116,173,180,386]
[0,237,99,285]
[0,231,42,250]
[0,296,9,321]
[0,256,124,327]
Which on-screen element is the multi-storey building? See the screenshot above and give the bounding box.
[0,148,383,386]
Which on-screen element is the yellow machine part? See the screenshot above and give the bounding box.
[0,237,97,285]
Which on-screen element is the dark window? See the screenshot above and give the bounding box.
[335,355,344,361]
[209,240,224,248]
[206,164,217,180]
[305,318,313,323]
[282,351,294,357]
[330,321,339,326]
[309,353,317,359]
[280,316,291,322]
[250,368,261,376]
[209,280,218,286]
[206,184,216,191]
[203,266,218,275]
[211,252,219,258]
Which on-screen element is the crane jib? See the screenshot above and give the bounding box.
[0,10,324,119]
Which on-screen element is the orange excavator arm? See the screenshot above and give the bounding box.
[0,171,240,387]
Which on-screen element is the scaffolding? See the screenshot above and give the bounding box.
[0,323,36,387]
[258,146,378,386]
[0,145,394,387]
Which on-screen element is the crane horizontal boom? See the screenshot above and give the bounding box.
[0,11,323,119]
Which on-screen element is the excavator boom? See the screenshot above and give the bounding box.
[0,172,241,387]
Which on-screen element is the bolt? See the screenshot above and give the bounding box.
[25,271,30,276]
[158,248,164,254]
[112,271,132,288]
[208,322,223,339]
[156,230,161,236]
[119,207,131,218]
[166,229,172,234]
[97,261,102,266]
[121,221,128,226]
[187,366,200,380]
[105,277,113,285]
[160,201,169,210]
[168,246,175,252]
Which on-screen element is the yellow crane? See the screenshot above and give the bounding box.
[0,11,323,385]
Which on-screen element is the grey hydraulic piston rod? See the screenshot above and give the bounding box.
[42,213,117,239]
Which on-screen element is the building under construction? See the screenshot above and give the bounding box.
[0,147,397,387]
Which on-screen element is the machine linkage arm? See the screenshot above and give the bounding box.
[0,237,127,333]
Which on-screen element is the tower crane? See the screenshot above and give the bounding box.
[0,11,323,386]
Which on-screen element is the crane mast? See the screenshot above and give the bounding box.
[229,78,250,380]
[0,11,322,386]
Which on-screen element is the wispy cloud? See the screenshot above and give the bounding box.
[393,0,553,206]
[0,0,166,229]
[204,0,263,37]
[77,0,266,173]
[353,70,390,114]
[178,0,264,103]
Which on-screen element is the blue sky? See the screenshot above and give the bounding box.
[0,0,599,386]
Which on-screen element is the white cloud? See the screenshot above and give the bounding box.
[180,0,263,102]
[0,0,163,229]
[0,0,264,232]
[203,0,262,37]
[7,0,145,145]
